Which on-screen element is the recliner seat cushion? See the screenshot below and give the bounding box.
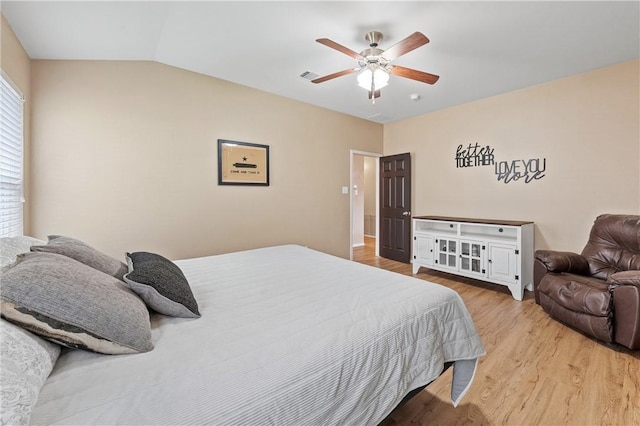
[538,292,613,343]
[538,273,610,316]
[538,272,613,342]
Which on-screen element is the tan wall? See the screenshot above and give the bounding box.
[352,155,364,247]
[384,60,640,252]
[364,156,376,217]
[0,16,32,234]
[30,60,383,260]
[363,156,376,237]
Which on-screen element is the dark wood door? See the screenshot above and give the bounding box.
[379,153,412,263]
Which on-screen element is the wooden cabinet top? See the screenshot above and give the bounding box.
[413,215,533,227]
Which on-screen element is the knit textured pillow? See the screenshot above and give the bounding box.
[1,252,153,354]
[124,251,200,318]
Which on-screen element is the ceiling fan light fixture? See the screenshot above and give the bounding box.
[357,68,389,91]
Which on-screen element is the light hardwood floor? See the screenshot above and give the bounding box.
[354,237,639,426]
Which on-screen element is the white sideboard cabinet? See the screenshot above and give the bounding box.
[412,216,534,301]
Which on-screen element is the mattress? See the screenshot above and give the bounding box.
[30,245,485,425]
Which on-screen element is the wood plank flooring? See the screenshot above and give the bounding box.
[354,237,639,426]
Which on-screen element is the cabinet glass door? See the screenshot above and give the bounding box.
[438,239,446,265]
[448,240,457,267]
[436,238,457,269]
[459,240,484,276]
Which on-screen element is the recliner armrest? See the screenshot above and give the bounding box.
[608,270,640,289]
[609,271,640,349]
[534,250,590,275]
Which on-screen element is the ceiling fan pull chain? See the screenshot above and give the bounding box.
[370,78,376,104]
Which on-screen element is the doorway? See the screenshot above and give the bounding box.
[350,150,381,260]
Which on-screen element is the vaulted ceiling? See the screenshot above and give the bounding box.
[3,1,639,123]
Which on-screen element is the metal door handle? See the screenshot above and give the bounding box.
[402,211,411,216]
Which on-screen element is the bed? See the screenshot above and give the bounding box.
[1,238,485,425]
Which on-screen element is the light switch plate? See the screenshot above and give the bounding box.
[342,186,349,194]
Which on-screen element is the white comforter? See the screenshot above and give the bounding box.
[31,245,485,425]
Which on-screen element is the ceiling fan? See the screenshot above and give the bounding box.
[312,31,439,101]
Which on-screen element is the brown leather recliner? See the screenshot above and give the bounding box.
[534,214,640,350]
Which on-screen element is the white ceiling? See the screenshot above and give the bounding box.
[2,1,639,124]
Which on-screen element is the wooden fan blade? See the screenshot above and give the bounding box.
[368,90,381,100]
[390,65,439,84]
[311,68,358,84]
[382,32,429,61]
[316,38,363,60]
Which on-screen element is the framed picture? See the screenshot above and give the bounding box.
[218,139,270,186]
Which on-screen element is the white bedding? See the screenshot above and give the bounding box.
[30,245,485,425]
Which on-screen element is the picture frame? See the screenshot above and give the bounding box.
[217,139,270,186]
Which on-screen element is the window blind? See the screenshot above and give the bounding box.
[0,74,24,237]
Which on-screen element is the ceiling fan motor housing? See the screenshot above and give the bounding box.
[364,31,384,47]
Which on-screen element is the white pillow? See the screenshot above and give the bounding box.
[1,236,47,272]
[0,319,61,426]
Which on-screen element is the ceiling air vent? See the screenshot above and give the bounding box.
[299,71,319,81]
[367,113,389,122]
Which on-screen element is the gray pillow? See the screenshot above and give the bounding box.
[30,235,127,280]
[124,252,200,318]
[0,252,153,354]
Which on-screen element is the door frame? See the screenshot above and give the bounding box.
[349,150,381,260]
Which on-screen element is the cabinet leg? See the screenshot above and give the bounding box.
[508,284,524,301]
[412,264,421,274]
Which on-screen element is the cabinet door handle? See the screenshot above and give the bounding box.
[488,259,492,263]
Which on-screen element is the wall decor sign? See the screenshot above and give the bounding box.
[218,139,270,186]
[454,142,546,184]
[455,143,495,168]
[494,158,546,184]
